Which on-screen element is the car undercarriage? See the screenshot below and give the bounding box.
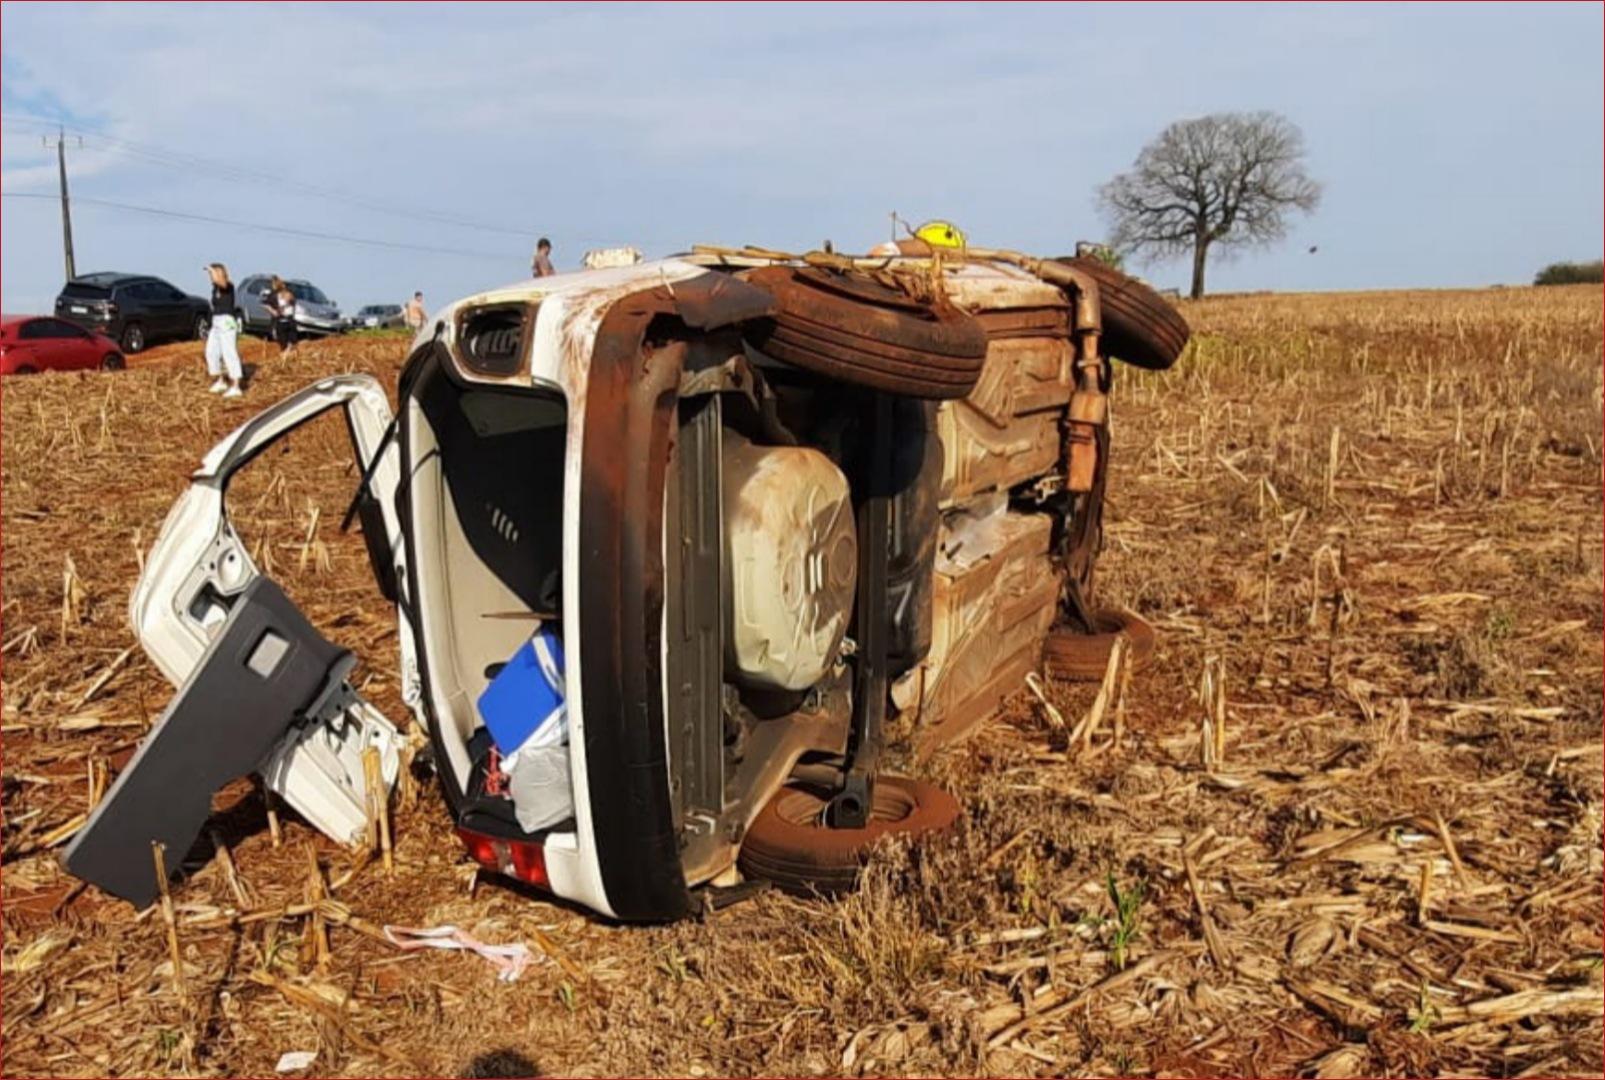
[64,244,1188,921]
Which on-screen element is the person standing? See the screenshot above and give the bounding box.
[269,275,299,356]
[404,290,427,332]
[532,237,555,278]
[204,263,244,397]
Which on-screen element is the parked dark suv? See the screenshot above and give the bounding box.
[55,272,211,353]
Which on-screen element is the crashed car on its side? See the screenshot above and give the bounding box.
[65,244,1188,920]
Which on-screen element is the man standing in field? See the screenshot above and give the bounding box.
[405,291,427,333]
[532,237,555,278]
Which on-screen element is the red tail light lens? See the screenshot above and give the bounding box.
[455,827,550,890]
[508,841,548,887]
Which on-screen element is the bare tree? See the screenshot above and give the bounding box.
[1099,111,1321,299]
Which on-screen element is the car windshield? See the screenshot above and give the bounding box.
[289,283,329,304]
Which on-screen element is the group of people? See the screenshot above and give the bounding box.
[200,240,554,399]
[199,264,307,399]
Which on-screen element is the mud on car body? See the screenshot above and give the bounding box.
[65,248,1187,919]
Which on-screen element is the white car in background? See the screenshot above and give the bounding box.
[348,304,406,330]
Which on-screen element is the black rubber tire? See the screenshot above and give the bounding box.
[1056,257,1190,371]
[743,266,988,400]
[738,775,960,896]
[100,353,126,371]
[119,322,146,354]
[12,364,38,375]
[193,314,210,341]
[1041,609,1157,681]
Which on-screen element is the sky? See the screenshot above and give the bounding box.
[2,2,1601,315]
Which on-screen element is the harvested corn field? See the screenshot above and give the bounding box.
[3,284,1601,1077]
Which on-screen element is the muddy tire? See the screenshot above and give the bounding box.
[1058,257,1189,371]
[743,267,988,400]
[1041,609,1157,681]
[738,775,960,895]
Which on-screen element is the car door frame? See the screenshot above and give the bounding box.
[132,374,405,685]
[16,318,67,370]
[116,373,411,857]
[50,318,101,370]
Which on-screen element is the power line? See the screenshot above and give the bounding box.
[0,112,544,240]
[1,190,513,262]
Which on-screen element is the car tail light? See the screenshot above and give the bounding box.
[455,826,550,890]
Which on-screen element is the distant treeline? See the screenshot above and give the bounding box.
[1534,260,1604,286]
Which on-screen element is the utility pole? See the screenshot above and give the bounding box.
[45,126,79,281]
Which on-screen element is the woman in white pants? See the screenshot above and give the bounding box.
[204,263,244,398]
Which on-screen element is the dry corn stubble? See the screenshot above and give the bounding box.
[1,289,1601,1077]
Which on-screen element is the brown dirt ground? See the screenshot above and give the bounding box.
[2,288,1601,1078]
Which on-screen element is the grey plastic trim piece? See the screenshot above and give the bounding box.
[63,577,352,908]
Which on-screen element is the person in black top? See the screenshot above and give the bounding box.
[269,275,299,356]
[204,263,244,397]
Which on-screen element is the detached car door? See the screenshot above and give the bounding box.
[64,375,408,907]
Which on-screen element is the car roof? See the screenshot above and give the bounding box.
[70,272,155,287]
[244,275,316,285]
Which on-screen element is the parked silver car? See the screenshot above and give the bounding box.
[236,275,344,337]
[347,304,405,330]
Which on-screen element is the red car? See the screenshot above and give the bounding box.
[1,315,126,376]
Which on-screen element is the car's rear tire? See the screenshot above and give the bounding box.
[12,364,39,375]
[743,267,989,400]
[737,775,960,895]
[1041,608,1157,681]
[193,314,210,340]
[1056,257,1190,371]
[120,322,146,354]
[101,353,126,371]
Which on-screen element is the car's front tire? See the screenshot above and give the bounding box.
[101,353,126,371]
[193,314,210,341]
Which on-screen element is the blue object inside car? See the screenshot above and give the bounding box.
[477,628,566,756]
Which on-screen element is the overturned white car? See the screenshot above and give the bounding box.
[65,244,1186,920]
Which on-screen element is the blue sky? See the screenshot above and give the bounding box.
[2,2,1601,314]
